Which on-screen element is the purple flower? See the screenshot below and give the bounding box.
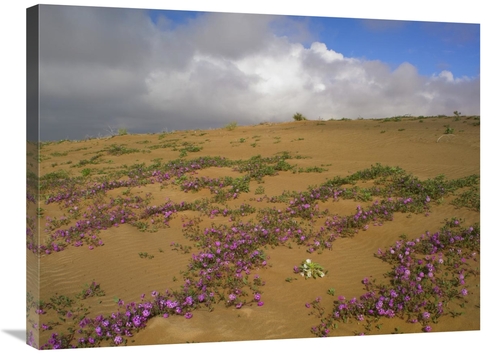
[257,301,264,306]
[166,300,178,309]
[254,293,261,301]
[132,316,141,327]
[228,293,237,301]
[184,296,193,306]
[113,335,123,345]
[423,325,432,332]
[184,312,193,319]
[461,288,468,296]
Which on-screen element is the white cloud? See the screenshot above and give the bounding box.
[432,70,474,84]
[39,6,480,140]
[309,42,344,62]
[438,70,454,82]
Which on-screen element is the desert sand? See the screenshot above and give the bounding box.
[26,115,480,348]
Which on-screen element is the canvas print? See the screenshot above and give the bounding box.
[26,4,480,350]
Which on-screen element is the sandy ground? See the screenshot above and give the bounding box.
[27,116,480,348]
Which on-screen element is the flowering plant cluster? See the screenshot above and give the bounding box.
[27,146,480,348]
[307,219,480,337]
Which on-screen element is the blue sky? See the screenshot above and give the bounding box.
[149,10,480,78]
[35,5,481,141]
[313,18,479,78]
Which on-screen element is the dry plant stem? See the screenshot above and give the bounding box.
[436,134,455,143]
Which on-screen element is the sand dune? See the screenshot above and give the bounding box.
[27,116,480,348]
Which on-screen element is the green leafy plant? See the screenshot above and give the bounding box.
[76,281,106,299]
[254,185,265,195]
[105,144,139,156]
[225,122,238,131]
[299,259,326,279]
[138,252,154,259]
[81,168,91,177]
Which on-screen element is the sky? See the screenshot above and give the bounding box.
[36,4,480,141]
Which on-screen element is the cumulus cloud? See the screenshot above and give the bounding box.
[38,6,480,141]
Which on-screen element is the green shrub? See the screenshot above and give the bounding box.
[444,125,454,134]
[293,112,307,121]
[81,168,91,177]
